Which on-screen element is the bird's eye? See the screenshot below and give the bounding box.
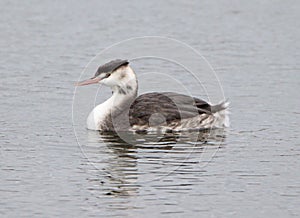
[100,72,111,79]
[105,73,111,78]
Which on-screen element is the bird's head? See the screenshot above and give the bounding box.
[76,59,136,89]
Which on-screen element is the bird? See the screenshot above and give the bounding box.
[76,59,229,132]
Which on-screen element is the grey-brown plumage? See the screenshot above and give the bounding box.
[129,92,213,127]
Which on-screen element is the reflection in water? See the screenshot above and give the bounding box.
[83,129,227,198]
[103,128,226,146]
[101,133,139,197]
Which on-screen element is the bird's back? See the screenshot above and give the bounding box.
[129,92,225,130]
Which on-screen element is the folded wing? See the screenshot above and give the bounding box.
[129,92,212,126]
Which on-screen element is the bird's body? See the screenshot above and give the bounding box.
[76,59,229,132]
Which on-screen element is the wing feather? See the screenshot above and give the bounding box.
[129,92,212,126]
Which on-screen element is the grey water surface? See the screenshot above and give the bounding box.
[1,0,299,217]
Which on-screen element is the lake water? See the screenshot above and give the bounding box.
[1,0,299,217]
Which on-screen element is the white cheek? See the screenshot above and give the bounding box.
[99,79,108,85]
[100,75,118,86]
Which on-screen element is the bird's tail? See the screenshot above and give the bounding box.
[211,100,230,128]
[211,100,230,113]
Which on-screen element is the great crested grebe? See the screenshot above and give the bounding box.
[76,59,229,132]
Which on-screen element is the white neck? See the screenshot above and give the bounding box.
[87,66,138,130]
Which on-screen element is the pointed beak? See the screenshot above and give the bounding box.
[75,77,101,86]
